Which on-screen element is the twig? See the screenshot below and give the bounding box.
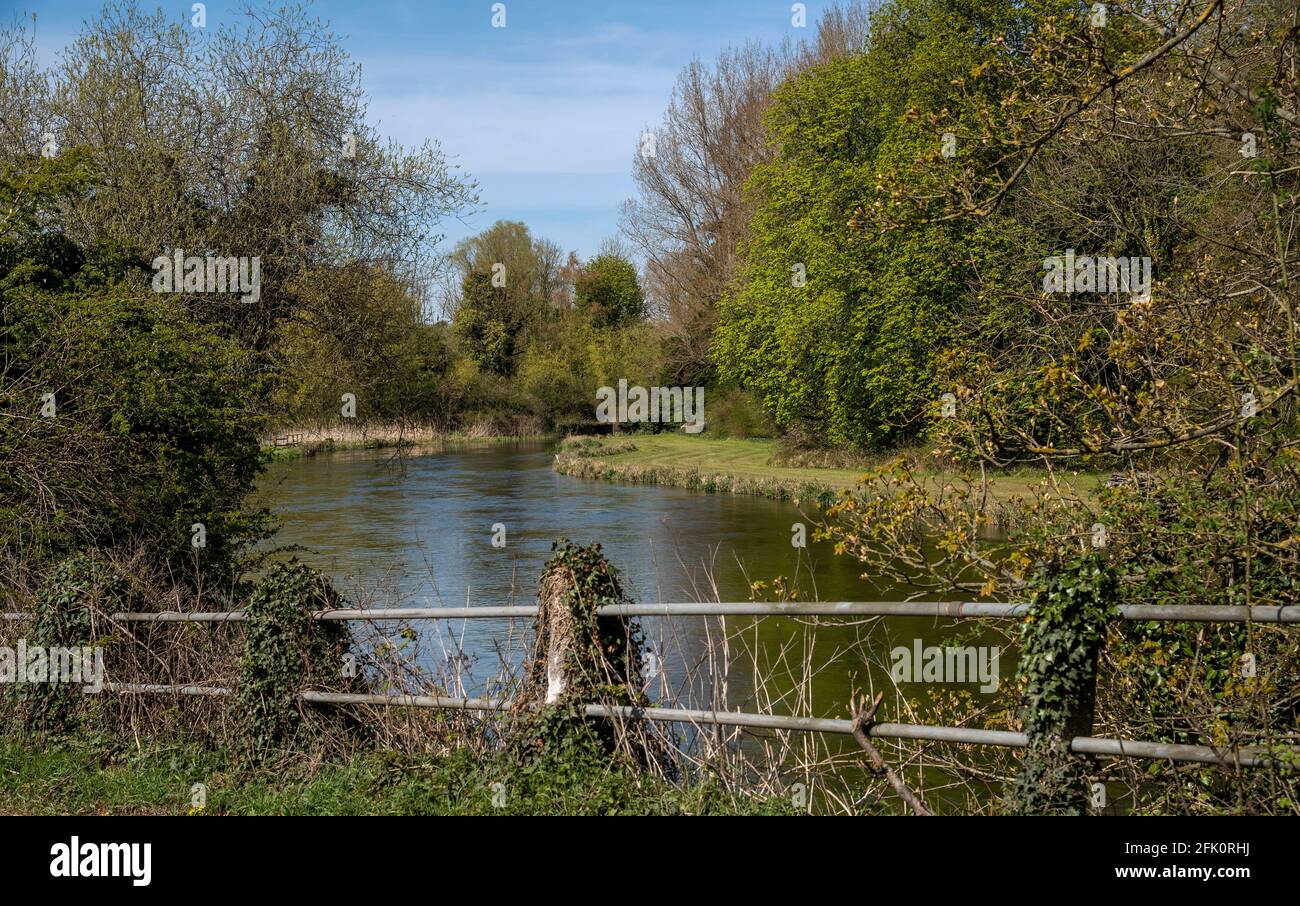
[851,692,933,816]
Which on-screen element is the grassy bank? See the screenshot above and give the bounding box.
[0,735,790,816]
[552,434,1103,506]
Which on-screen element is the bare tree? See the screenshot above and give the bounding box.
[621,41,795,383]
[0,15,47,161]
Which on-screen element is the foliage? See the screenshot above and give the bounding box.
[705,387,774,439]
[12,553,124,735]
[810,0,1300,813]
[6,3,476,352]
[714,0,1022,448]
[1093,467,1300,814]
[1006,556,1116,815]
[0,733,793,816]
[235,562,360,756]
[0,153,268,583]
[522,540,664,767]
[513,314,663,429]
[515,312,598,423]
[449,221,563,377]
[529,539,645,705]
[574,252,644,328]
[453,271,522,376]
[270,267,461,426]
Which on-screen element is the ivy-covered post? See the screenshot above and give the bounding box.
[1007,555,1117,815]
[235,562,357,758]
[525,540,653,758]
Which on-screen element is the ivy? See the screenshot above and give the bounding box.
[521,540,663,767]
[234,561,361,758]
[1006,554,1117,815]
[16,553,123,735]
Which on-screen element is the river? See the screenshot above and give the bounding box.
[257,440,1012,724]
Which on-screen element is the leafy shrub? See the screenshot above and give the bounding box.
[704,387,774,438]
[13,553,125,735]
[1,154,268,585]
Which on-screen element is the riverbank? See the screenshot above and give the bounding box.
[0,735,788,816]
[263,422,552,462]
[552,434,1103,507]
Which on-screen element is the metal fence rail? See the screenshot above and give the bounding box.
[99,683,1285,768]
[13,599,1298,771]
[6,601,1298,623]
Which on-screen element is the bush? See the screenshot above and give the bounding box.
[704,387,773,439]
[1,154,268,585]
[574,253,644,328]
[12,553,125,735]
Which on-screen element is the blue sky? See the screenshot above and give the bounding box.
[10,0,829,259]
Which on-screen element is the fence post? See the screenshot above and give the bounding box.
[531,540,643,706]
[235,562,359,757]
[526,540,659,764]
[1007,555,1115,815]
[19,554,121,734]
[542,589,572,704]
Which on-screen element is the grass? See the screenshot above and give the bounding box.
[553,433,1103,504]
[0,734,792,816]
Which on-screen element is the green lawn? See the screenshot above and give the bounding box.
[593,435,865,486]
[556,434,1102,502]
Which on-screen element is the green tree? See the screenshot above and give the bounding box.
[0,153,266,585]
[454,271,519,376]
[449,221,563,376]
[574,253,644,328]
[714,0,1020,448]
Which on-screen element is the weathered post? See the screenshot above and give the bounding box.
[531,540,643,702]
[235,561,360,758]
[18,554,120,734]
[526,540,653,760]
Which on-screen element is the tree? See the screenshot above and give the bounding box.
[1,4,477,354]
[270,262,443,423]
[454,271,518,376]
[621,41,793,384]
[815,0,1300,814]
[449,220,562,376]
[715,0,1013,448]
[621,3,875,385]
[0,153,267,586]
[574,251,644,328]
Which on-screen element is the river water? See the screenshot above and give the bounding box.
[257,441,1012,722]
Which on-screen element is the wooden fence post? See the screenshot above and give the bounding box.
[526,541,660,766]
[531,540,642,706]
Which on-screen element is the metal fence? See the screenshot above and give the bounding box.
[6,599,1296,769]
